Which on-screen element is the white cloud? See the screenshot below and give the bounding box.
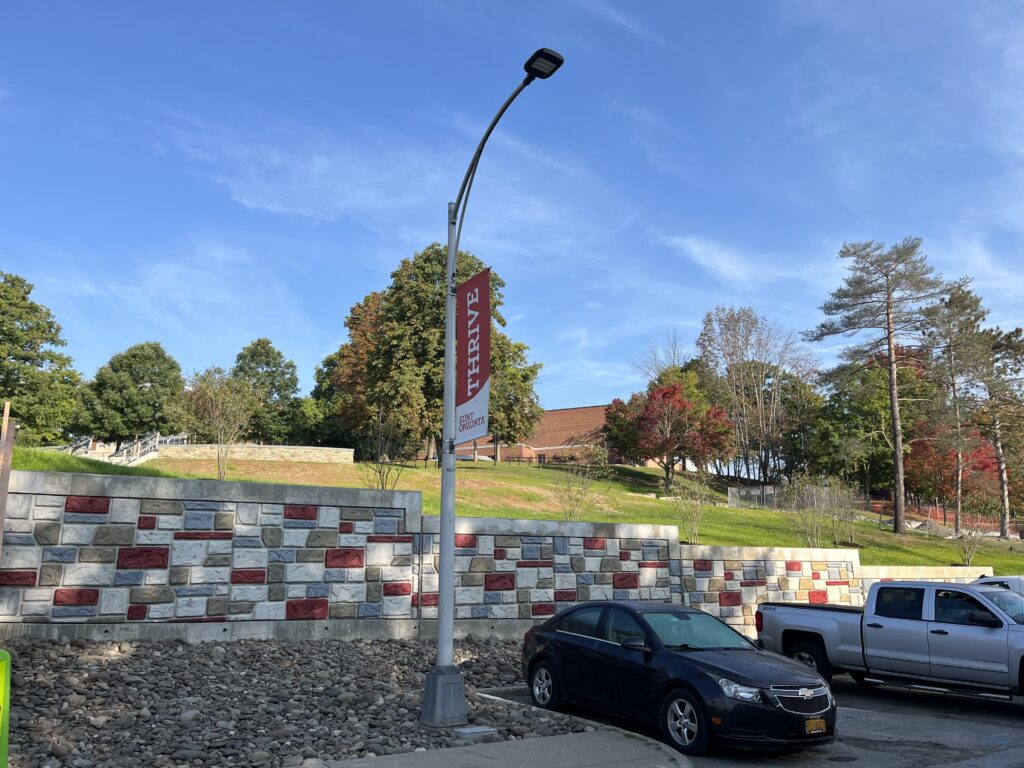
[576,0,666,45]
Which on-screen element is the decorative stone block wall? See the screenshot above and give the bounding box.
[157,445,354,464]
[0,472,992,637]
[1,472,418,624]
[416,518,681,621]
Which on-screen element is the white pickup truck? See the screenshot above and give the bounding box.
[756,581,1024,698]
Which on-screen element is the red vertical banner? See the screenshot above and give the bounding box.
[455,269,491,444]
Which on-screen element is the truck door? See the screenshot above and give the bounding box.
[928,589,1009,688]
[863,586,930,677]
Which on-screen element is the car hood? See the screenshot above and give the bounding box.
[670,648,826,688]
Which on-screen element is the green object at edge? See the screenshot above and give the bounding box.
[0,649,9,767]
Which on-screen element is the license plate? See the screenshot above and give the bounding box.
[805,717,827,735]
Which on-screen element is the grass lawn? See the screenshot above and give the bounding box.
[13,447,1024,575]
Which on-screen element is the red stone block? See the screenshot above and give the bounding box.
[366,535,413,543]
[230,569,266,584]
[785,561,803,572]
[173,531,233,540]
[826,580,848,586]
[484,573,515,591]
[170,616,228,623]
[516,560,555,568]
[53,588,100,606]
[284,504,318,520]
[454,534,477,548]
[493,548,506,560]
[532,603,556,616]
[613,572,639,589]
[554,590,577,602]
[619,551,631,561]
[812,571,820,580]
[809,590,828,604]
[724,571,733,580]
[0,570,37,586]
[326,548,364,568]
[338,522,354,533]
[127,604,147,620]
[116,547,169,569]
[693,560,713,572]
[414,593,439,607]
[286,598,328,620]
[583,537,605,550]
[65,496,110,514]
[383,582,412,596]
[137,516,157,530]
[740,580,767,587]
[639,561,668,568]
[719,591,742,606]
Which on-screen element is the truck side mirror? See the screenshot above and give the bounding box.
[969,610,1002,628]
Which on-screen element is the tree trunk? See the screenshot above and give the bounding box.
[472,440,478,462]
[493,432,501,463]
[993,415,1011,538]
[663,457,673,490]
[885,300,907,535]
[954,448,963,535]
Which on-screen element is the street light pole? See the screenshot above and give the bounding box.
[422,48,564,728]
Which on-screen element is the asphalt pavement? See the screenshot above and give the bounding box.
[482,677,1024,768]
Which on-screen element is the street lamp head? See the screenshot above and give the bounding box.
[524,48,564,81]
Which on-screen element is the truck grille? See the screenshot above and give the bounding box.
[770,686,831,715]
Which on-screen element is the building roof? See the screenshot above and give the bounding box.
[456,404,609,452]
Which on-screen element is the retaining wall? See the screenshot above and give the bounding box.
[0,472,993,640]
[158,445,354,464]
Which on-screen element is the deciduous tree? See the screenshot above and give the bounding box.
[0,272,84,445]
[87,342,184,446]
[177,367,258,480]
[231,338,299,445]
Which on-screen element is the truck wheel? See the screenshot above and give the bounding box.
[787,642,833,683]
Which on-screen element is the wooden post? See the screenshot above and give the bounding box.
[0,401,15,563]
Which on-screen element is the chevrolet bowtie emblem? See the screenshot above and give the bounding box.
[799,688,813,698]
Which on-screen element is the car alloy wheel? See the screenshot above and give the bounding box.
[661,690,709,755]
[529,661,560,709]
[792,650,818,669]
[668,698,698,745]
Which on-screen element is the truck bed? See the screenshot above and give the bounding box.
[760,602,864,614]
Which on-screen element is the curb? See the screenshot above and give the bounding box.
[476,689,691,767]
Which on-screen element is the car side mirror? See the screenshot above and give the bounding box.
[969,610,1002,628]
[621,636,650,652]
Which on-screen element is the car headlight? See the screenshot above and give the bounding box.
[718,678,762,703]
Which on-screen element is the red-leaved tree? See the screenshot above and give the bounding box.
[606,384,733,489]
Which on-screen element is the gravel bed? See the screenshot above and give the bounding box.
[7,635,595,767]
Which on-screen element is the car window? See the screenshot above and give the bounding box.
[558,606,603,638]
[874,587,924,620]
[984,590,1024,624]
[644,611,751,650]
[602,609,646,644]
[935,590,1000,626]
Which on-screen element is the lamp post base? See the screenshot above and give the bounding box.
[420,665,468,727]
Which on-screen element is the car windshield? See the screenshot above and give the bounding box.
[982,589,1024,624]
[643,611,752,650]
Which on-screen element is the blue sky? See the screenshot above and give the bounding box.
[2,2,1022,409]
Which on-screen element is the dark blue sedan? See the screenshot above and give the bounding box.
[522,601,836,755]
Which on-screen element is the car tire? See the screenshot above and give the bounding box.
[661,688,711,756]
[787,641,833,683]
[528,661,561,709]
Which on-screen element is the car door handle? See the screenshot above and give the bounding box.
[929,629,949,636]
[866,622,884,629]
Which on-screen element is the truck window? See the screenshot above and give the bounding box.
[934,590,998,626]
[874,587,924,620]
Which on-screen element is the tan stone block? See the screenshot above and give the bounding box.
[469,556,494,573]
[39,564,62,586]
[725,560,743,571]
[79,547,116,563]
[330,603,357,618]
[812,561,828,571]
[708,578,726,591]
[170,567,190,585]
[799,578,814,590]
[207,597,228,615]
[778,576,790,590]
[261,528,282,548]
[130,586,174,604]
[462,573,484,586]
[306,530,337,548]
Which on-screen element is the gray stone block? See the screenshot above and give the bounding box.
[229,601,254,614]
[366,583,382,602]
[207,597,228,616]
[261,528,282,548]
[268,584,286,601]
[32,522,60,545]
[92,525,136,546]
[297,549,325,563]
[330,603,357,618]
[341,507,374,521]
[141,500,183,516]
[203,555,231,567]
[306,530,337,548]
[214,512,235,530]
[267,563,285,583]
[170,567,190,585]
